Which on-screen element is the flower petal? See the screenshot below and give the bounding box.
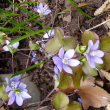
[8,91,15,97]
[94,57,103,64]
[3,45,9,51]
[12,42,19,49]
[5,86,11,92]
[8,95,15,105]
[21,91,31,99]
[88,40,93,48]
[16,95,23,106]
[64,49,75,59]
[43,5,48,10]
[86,55,95,68]
[92,40,99,50]
[48,30,54,36]
[43,33,49,38]
[5,40,10,45]
[63,64,72,74]
[52,56,63,72]
[58,48,64,59]
[19,83,27,90]
[68,59,80,67]
[43,10,51,15]
[39,3,43,9]
[95,50,104,57]
[11,75,21,81]
[54,66,59,74]
[5,77,8,83]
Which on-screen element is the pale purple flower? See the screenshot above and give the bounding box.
[3,40,19,51]
[52,48,80,74]
[85,40,104,68]
[5,75,21,92]
[43,29,54,39]
[34,3,51,16]
[8,82,31,106]
[31,51,37,63]
[53,66,59,80]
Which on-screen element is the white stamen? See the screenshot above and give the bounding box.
[90,51,96,56]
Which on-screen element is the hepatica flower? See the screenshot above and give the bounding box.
[52,48,80,74]
[43,29,54,39]
[8,83,31,106]
[85,40,104,68]
[5,75,21,92]
[5,75,31,106]
[54,66,59,80]
[3,40,19,51]
[34,3,51,16]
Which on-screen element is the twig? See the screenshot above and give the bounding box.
[13,0,15,13]
[86,18,110,31]
[12,53,14,74]
[35,88,55,110]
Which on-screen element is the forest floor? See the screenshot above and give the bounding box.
[0,0,110,110]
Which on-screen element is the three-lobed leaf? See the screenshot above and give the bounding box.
[52,92,69,110]
[82,31,99,45]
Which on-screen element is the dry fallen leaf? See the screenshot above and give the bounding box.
[99,69,110,81]
[106,104,110,110]
[75,76,110,110]
[80,76,95,87]
[94,0,110,16]
[63,15,71,23]
[95,79,104,87]
[77,85,110,110]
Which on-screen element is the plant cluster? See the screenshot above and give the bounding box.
[0,1,110,110]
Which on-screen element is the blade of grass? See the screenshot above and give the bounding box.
[0,13,19,17]
[9,28,51,45]
[67,0,92,18]
[0,27,28,33]
[11,61,46,77]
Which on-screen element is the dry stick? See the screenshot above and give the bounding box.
[35,88,56,110]
[86,18,110,31]
[12,54,14,74]
[13,0,15,13]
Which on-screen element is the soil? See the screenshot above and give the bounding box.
[0,0,110,110]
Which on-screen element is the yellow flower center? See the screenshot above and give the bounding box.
[90,51,96,56]
[62,59,68,64]
[16,92,20,95]
[11,82,15,87]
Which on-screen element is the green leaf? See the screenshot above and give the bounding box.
[100,36,110,53]
[58,72,73,90]
[45,38,62,54]
[67,0,92,18]
[11,61,46,77]
[45,28,77,54]
[72,65,83,88]
[82,31,99,45]
[103,53,110,71]
[52,92,69,110]
[55,27,64,41]
[45,27,64,54]
[63,37,77,50]
[29,41,39,50]
[64,101,82,110]
[0,84,8,101]
[82,61,98,76]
